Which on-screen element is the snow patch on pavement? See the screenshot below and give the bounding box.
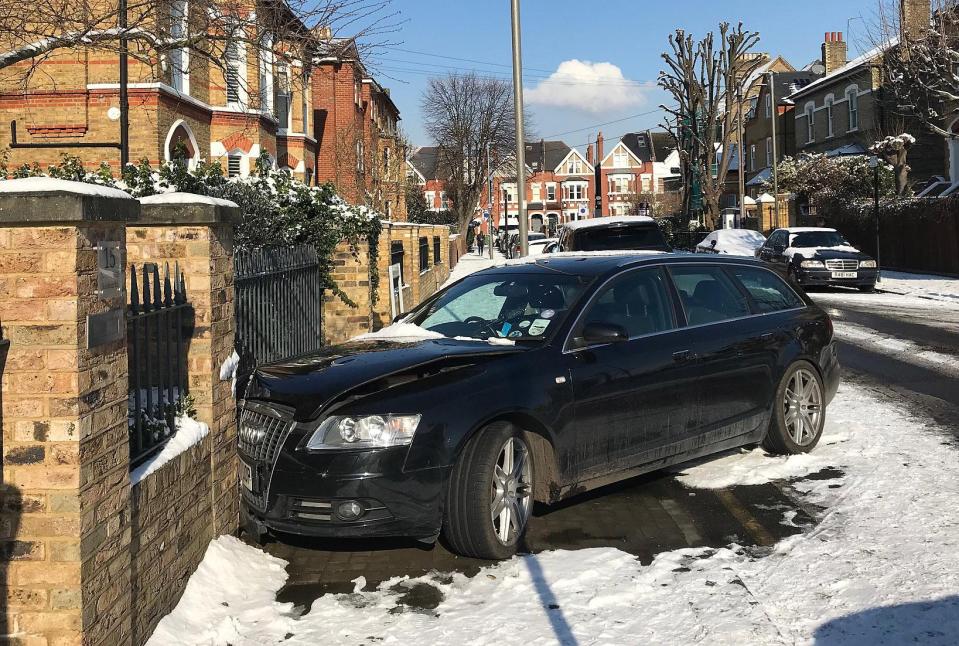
[152,383,959,644]
[671,445,834,489]
[878,270,959,303]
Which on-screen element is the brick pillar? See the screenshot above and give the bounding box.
[0,181,138,645]
[126,197,240,535]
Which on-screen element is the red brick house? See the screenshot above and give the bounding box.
[312,38,406,219]
[0,9,318,183]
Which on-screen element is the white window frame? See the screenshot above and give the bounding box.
[847,86,859,131]
[531,182,541,201]
[805,103,816,143]
[546,183,557,201]
[425,191,436,209]
[258,32,274,115]
[750,144,757,172]
[170,0,190,95]
[766,137,773,166]
[764,93,772,119]
[225,37,246,107]
[275,64,292,131]
[301,70,311,134]
[227,152,243,178]
[440,191,449,210]
[825,95,835,138]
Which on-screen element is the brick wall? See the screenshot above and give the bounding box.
[323,240,373,345]
[128,437,213,645]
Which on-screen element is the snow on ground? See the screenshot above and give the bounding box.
[830,321,959,375]
[878,270,959,303]
[441,248,501,288]
[150,382,959,645]
[130,415,210,485]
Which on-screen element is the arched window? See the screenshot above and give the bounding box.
[164,120,199,169]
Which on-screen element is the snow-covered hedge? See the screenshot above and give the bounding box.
[0,152,381,307]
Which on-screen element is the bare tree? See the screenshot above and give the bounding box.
[871,133,915,195]
[421,72,529,232]
[875,0,959,139]
[0,0,399,87]
[658,23,763,229]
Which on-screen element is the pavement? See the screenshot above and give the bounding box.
[247,268,959,614]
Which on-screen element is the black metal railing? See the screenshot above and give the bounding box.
[127,262,193,467]
[234,245,324,371]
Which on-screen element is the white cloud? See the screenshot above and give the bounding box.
[525,59,650,114]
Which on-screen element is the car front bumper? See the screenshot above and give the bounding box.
[240,444,449,541]
[795,267,878,288]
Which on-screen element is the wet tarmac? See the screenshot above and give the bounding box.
[263,465,840,613]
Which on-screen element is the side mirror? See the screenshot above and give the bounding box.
[773,244,786,255]
[544,242,559,254]
[392,312,406,323]
[581,322,628,345]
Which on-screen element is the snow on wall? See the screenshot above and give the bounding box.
[130,415,210,485]
[0,176,133,199]
[139,192,239,208]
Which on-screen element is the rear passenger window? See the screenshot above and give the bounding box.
[731,266,805,313]
[669,266,751,326]
[578,268,676,340]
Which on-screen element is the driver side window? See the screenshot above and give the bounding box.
[576,268,677,342]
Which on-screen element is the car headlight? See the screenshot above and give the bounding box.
[859,260,877,268]
[800,260,826,269]
[305,414,422,450]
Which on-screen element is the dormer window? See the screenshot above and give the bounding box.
[566,157,583,174]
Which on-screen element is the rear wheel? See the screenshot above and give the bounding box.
[444,422,533,560]
[762,361,826,455]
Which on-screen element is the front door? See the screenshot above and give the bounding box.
[564,267,694,481]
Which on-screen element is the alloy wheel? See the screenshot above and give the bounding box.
[783,368,823,446]
[490,436,532,545]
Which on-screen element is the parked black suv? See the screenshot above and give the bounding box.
[239,254,839,560]
[757,227,878,292]
[548,216,672,253]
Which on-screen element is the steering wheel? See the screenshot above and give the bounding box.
[463,316,487,325]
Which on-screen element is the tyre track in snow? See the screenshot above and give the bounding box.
[810,289,959,436]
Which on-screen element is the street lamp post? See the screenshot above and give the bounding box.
[509,0,528,257]
[870,155,882,284]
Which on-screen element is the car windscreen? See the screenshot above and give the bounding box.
[411,272,592,342]
[790,231,849,248]
[573,225,669,251]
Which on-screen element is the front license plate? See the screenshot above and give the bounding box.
[241,462,254,492]
[831,271,857,279]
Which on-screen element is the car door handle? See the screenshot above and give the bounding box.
[673,350,695,363]
[760,332,775,342]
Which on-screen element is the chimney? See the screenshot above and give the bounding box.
[586,143,594,165]
[821,32,848,75]
[597,132,604,163]
[900,0,931,41]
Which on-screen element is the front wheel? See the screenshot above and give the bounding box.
[443,422,534,560]
[858,285,876,293]
[763,361,826,455]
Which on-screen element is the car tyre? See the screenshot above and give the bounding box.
[858,285,876,293]
[762,361,826,455]
[443,421,534,560]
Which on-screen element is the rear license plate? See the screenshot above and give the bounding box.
[831,271,857,279]
[241,462,254,492]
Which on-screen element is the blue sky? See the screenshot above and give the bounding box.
[365,0,880,152]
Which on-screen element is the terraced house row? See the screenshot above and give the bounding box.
[0,9,407,219]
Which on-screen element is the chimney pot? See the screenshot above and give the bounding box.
[837,31,843,42]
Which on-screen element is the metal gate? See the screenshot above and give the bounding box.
[233,245,325,368]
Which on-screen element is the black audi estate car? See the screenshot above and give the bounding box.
[239,254,840,559]
[757,227,878,292]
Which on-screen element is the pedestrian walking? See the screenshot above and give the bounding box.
[477,231,485,255]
